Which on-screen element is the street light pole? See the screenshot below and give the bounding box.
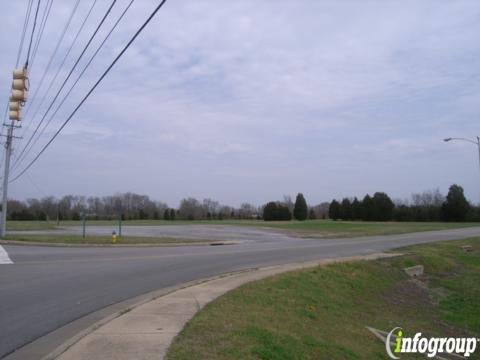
[444,137,480,174]
[444,137,480,202]
[477,136,480,171]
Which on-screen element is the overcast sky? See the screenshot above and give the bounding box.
[0,0,479,207]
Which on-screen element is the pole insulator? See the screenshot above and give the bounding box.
[13,68,28,79]
[9,110,22,121]
[10,89,27,103]
[12,78,29,91]
[9,102,20,111]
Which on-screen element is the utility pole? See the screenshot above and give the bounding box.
[0,67,28,237]
[0,124,14,237]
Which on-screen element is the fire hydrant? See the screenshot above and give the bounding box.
[112,230,117,244]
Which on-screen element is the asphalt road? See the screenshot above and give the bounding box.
[1,226,480,359]
[12,224,298,242]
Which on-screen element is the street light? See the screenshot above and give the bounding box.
[443,136,480,172]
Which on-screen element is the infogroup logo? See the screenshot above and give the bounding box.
[385,327,478,359]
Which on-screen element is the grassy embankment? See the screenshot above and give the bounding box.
[167,238,480,359]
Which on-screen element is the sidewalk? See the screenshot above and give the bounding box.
[49,252,398,360]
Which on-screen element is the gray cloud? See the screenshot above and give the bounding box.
[1,0,479,206]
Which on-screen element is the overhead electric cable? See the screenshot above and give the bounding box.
[17,0,82,142]
[0,0,34,145]
[29,0,55,70]
[25,0,42,67]
[2,0,34,128]
[11,0,117,169]
[15,0,34,68]
[18,0,98,149]
[13,0,136,171]
[20,0,98,128]
[10,0,169,183]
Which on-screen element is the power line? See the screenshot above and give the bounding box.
[11,0,117,170]
[15,0,34,68]
[16,0,82,143]
[29,0,55,70]
[10,0,54,160]
[0,0,35,152]
[0,0,46,236]
[26,170,48,198]
[2,0,35,130]
[17,0,98,151]
[13,0,136,172]
[25,0,42,67]
[11,0,169,183]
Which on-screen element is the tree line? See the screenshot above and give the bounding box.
[328,185,477,222]
[7,193,168,221]
[6,193,260,222]
[6,184,478,222]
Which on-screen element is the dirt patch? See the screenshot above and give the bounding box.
[383,277,432,308]
[382,277,471,338]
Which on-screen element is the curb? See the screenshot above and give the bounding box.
[40,268,257,360]
[45,252,401,360]
[0,239,238,248]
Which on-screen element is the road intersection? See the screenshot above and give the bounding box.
[1,225,480,359]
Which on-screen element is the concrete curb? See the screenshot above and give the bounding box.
[47,252,401,360]
[0,239,237,248]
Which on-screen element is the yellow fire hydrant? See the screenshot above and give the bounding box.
[112,230,117,244]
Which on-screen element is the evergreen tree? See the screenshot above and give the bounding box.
[328,200,341,220]
[278,205,292,220]
[293,193,308,221]
[442,184,470,221]
[371,192,394,221]
[309,209,316,219]
[170,208,176,220]
[362,194,374,221]
[263,202,292,221]
[139,209,148,220]
[340,198,352,220]
[163,209,170,220]
[351,197,362,220]
[263,202,277,221]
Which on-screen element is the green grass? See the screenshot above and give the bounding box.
[6,221,58,231]
[167,238,480,359]
[2,234,212,245]
[6,219,480,238]
[250,220,480,238]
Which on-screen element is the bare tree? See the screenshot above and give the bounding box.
[238,203,257,219]
[203,198,220,218]
[411,189,444,207]
[283,195,294,213]
[179,198,203,220]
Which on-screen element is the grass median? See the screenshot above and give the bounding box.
[2,234,212,245]
[167,238,480,359]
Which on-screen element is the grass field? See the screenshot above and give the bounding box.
[167,237,480,359]
[2,234,211,245]
[6,219,480,238]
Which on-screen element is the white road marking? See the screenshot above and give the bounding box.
[0,245,13,264]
